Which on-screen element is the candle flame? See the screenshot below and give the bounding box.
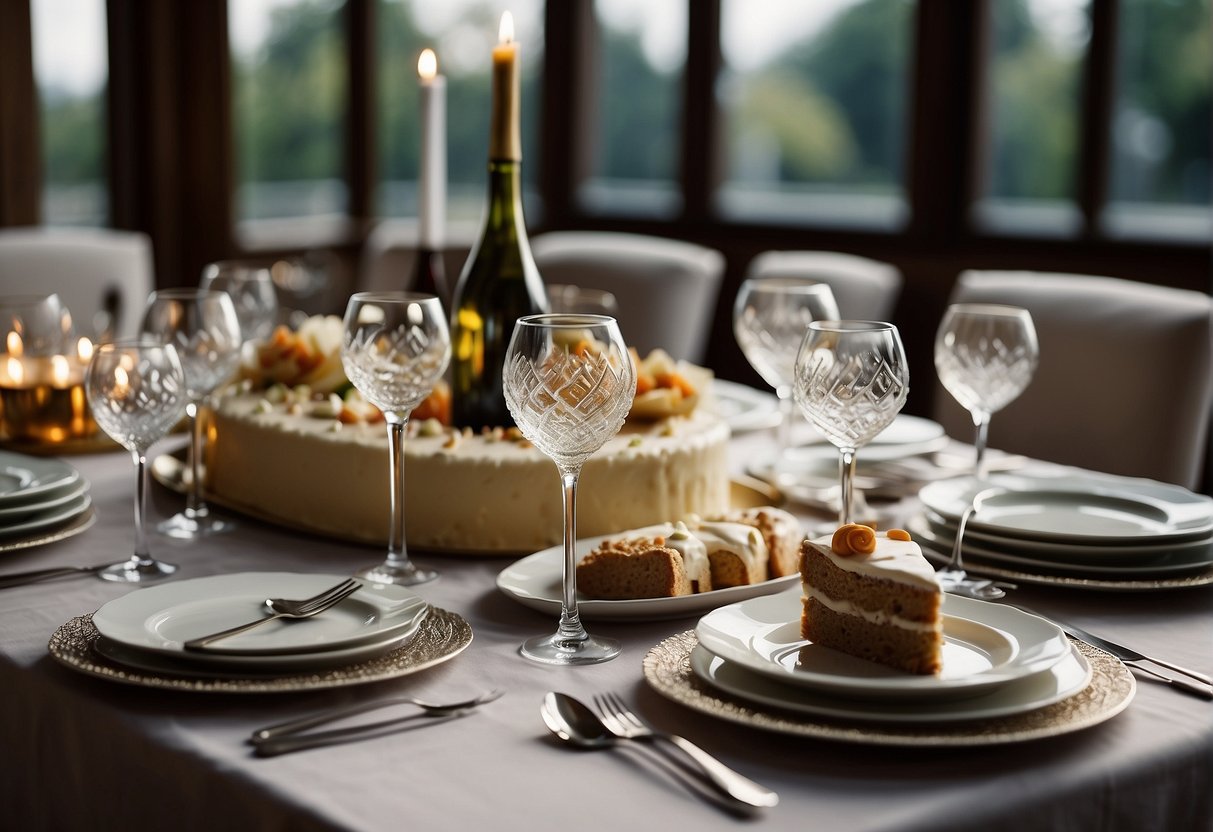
[6,356,22,386]
[51,355,70,386]
[418,48,438,80]
[114,364,130,395]
[6,331,22,357]
[77,336,94,363]
[498,11,514,43]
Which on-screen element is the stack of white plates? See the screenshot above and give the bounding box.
[0,451,91,540]
[89,572,429,678]
[689,589,1087,724]
[913,473,1213,581]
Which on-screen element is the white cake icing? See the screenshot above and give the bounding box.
[803,587,938,631]
[695,520,769,583]
[205,389,731,553]
[807,532,941,590]
[614,521,712,590]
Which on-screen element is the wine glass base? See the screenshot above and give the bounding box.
[520,632,621,666]
[937,569,1007,600]
[358,561,438,586]
[158,511,233,539]
[98,558,178,583]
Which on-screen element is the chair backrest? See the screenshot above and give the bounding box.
[932,270,1213,489]
[745,250,903,321]
[0,227,154,340]
[531,231,725,363]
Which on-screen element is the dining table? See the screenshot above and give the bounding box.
[1,413,1211,832]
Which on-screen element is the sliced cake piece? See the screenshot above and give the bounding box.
[694,520,769,588]
[799,524,943,675]
[576,522,711,599]
[707,506,803,578]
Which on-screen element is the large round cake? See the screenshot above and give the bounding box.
[203,318,731,553]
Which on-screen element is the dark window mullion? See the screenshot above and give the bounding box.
[1077,0,1118,236]
[680,0,721,223]
[346,0,374,224]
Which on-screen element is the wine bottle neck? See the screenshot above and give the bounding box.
[484,160,525,229]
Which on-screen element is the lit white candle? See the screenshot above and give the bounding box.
[418,48,446,250]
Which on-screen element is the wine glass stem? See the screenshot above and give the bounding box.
[839,447,857,526]
[556,468,589,644]
[132,450,151,564]
[384,416,411,569]
[972,411,991,481]
[776,388,794,453]
[185,400,204,517]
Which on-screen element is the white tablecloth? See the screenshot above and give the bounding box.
[1,437,1210,832]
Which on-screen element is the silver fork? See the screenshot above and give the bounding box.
[593,692,778,808]
[183,578,361,650]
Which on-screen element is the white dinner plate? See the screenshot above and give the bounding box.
[919,473,1213,545]
[94,628,419,674]
[695,589,1071,700]
[921,508,1213,564]
[691,642,1092,724]
[0,478,88,525]
[787,414,948,462]
[708,380,781,433]
[911,515,1213,577]
[92,573,429,666]
[496,536,800,621]
[0,492,91,538]
[0,452,80,506]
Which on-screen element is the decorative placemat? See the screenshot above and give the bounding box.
[0,507,96,554]
[48,605,473,694]
[642,631,1135,747]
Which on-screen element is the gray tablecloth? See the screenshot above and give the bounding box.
[1,438,1211,832]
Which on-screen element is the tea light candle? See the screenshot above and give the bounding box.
[0,334,97,443]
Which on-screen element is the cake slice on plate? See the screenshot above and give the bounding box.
[799,524,943,675]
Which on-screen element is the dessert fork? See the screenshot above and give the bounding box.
[183,578,360,650]
[592,692,778,808]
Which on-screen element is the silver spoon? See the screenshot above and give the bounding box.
[541,692,776,809]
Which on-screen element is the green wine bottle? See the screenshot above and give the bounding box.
[449,19,547,429]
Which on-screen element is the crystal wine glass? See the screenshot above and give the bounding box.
[200,261,279,346]
[85,340,188,581]
[341,292,450,585]
[733,279,840,467]
[934,303,1038,481]
[503,314,635,665]
[793,321,909,525]
[142,289,242,538]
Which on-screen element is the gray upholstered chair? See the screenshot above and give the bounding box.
[0,227,154,339]
[745,250,903,321]
[531,231,725,363]
[932,270,1213,489]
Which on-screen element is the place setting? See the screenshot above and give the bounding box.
[637,319,1138,747]
[46,294,475,694]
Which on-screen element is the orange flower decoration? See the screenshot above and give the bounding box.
[831,523,877,556]
[887,528,912,542]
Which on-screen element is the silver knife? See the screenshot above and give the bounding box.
[252,708,474,757]
[1058,620,1212,688]
[0,564,107,589]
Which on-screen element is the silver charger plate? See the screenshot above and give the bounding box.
[643,631,1135,747]
[48,606,473,694]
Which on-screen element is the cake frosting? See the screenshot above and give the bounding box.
[799,525,943,674]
